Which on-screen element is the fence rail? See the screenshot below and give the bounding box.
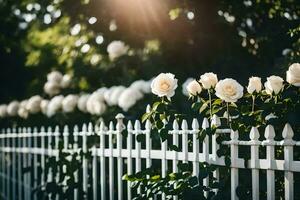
[0,114,299,200]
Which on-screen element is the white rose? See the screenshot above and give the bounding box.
[182,78,193,96]
[247,77,262,94]
[44,81,60,96]
[199,72,218,89]
[264,76,284,95]
[151,73,178,99]
[47,71,63,83]
[7,101,19,116]
[107,40,128,60]
[26,95,42,114]
[130,80,151,94]
[186,80,202,96]
[286,63,300,87]
[215,78,244,103]
[107,86,126,106]
[47,95,64,117]
[62,95,79,113]
[60,74,72,88]
[77,94,90,113]
[86,91,107,115]
[118,88,144,111]
[18,107,29,119]
[40,100,49,115]
[0,105,7,118]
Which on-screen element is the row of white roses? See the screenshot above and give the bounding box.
[152,63,300,102]
[0,79,152,119]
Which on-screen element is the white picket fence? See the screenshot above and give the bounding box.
[0,113,299,200]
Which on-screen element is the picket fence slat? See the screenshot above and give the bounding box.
[0,113,299,200]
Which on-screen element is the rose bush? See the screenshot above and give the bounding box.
[125,63,300,199]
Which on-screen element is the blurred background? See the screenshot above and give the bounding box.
[0,0,299,127]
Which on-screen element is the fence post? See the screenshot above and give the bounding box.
[126,121,133,200]
[116,113,125,200]
[54,126,60,200]
[73,125,79,200]
[211,114,221,194]
[172,120,179,200]
[92,123,98,200]
[192,118,199,176]
[98,122,106,200]
[282,123,294,200]
[46,127,53,200]
[108,121,115,200]
[17,127,22,200]
[10,128,16,200]
[82,124,88,199]
[63,125,69,194]
[202,118,209,197]
[40,127,46,189]
[23,127,29,200]
[230,130,239,200]
[7,128,11,200]
[145,119,152,168]
[262,125,275,200]
[134,120,142,194]
[250,127,260,200]
[181,120,188,163]
[32,127,38,200]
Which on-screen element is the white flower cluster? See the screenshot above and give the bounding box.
[44,71,72,96]
[107,40,129,61]
[0,79,152,119]
[153,63,300,103]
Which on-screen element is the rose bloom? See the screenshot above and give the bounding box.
[40,100,49,115]
[62,94,79,113]
[151,73,178,99]
[86,91,107,115]
[47,71,63,83]
[26,95,42,114]
[44,81,60,96]
[118,88,143,111]
[47,95,64,117]
[0,105,7,118]
[107,86,126,106]
[7,101,20,116]
[286,63,300,87]
[264,76,284,95]
[130,80,151,94]
[215,78,244,103]
[107,40,128,60]
[247,77,262,94]
[60,74,72,88]
[18,107,29,119]
[77,94,90,113]
[199,72,218,89]
[182,78,193,96]
[186,80,202,96]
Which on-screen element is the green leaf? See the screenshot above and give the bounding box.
[159,128,169,142]
[150,175,160,181]
[152,101,164,112]
[136,134,145,143]
[199,102,208,113]
[188,176,198,187]
[212,99,222,105]
[142,112,151,123]
[169,144,180,152]
[156,120,164,129]
[192,102,202,111]
[225,156,231,167]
